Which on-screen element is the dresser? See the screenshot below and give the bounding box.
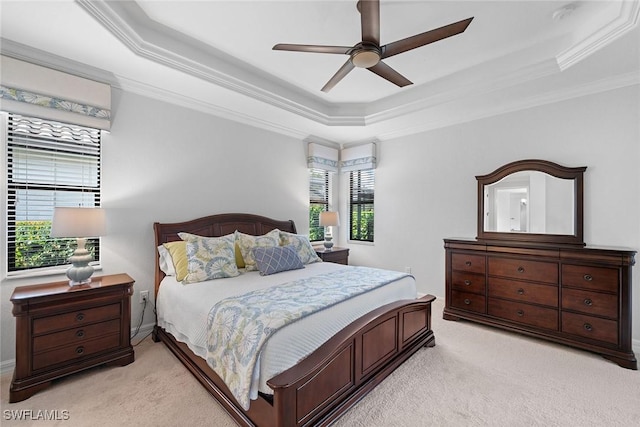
[9,273,135,402]
[444,238,636,369]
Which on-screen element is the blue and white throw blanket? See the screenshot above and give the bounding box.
[206,266,411,410]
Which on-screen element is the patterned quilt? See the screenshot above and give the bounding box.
[205,266,411,410]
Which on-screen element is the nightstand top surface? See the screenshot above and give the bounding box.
[314,246,349,254]
[11,273,134,302]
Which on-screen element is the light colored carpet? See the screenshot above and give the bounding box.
[2,299,639,426]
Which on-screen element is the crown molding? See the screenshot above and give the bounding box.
[556,0,640,70]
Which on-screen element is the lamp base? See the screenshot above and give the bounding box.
[323,237,334,251]
[66,238,95,287]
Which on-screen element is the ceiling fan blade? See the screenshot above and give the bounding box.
[381,17,474,59]
[273,44,351,54]
[321,59,355,92]
[358,0,380,45]
[368,61,412,87]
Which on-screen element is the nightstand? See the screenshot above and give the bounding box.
[315,247,350,265]
[9,273,135,403]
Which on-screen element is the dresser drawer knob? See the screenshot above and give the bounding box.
[584,298,593,306]
[464,280,471,286]
[76,329,85,338]
[464,298,471,305]
[76,346,85,355]
[583,274,593,282]
[516,309,524,317]
[517,288,525,295]
[465,261,472,266]
[517,267,525,273]
[76,313,85,322]
[583,323,593,332]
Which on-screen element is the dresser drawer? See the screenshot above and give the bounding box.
[451,253,485,274]
[562,312,618,345]
[32,303,121,335]
[451,271,486,294]
[33,319,121,353]
[450,290,486,314]
[488,277,558,307]
[488,257,558,284]
[488,299,558,330]
[561,288,618,319]
[32,334,121,371]
[561,264,618,293]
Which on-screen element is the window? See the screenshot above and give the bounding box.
[309,168,329,241]
[5,113,102,273]
[349,169,374,242]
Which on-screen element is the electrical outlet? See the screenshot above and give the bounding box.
[140,290,149,305]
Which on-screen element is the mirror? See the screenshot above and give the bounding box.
[477,160,586,246]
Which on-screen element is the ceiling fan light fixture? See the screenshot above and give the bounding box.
[351,49,380,68]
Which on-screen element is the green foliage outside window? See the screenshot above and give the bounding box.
[309,204,325,241]
[13,220,92,270]
[351,208,374,242]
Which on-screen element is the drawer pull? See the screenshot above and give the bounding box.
[76,313,85,322]
[516,309,524,317]
[517,288,525,295]
[465,261,472,266]
[583,274,593,282]
[517,267,525,273]
[583,323,593,332]
[464,280,471,286]
[76,346,85,355]
[464,298,471,305]
[584,298,593,306]
[76,330,85,338]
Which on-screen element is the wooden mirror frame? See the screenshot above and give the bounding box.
[476,159,586,246]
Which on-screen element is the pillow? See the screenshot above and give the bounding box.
[235,229,280,271]
[279,231,322,264]
[157,245,175,276]
[162,241,188,282]
[178,233,239,284]
[252,245,304,276]
[235,241,245,269]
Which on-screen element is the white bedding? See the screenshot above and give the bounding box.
[156,262,417,399]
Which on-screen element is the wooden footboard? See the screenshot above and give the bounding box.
[153,294,435,427]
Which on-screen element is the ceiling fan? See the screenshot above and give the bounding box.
[273,0,474,93]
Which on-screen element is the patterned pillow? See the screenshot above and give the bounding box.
[178,233,239,284]
[235,229,280,271]
[252,245,304,276]
[279,231,321,264]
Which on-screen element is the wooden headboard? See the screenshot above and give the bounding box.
[153,213,297,296]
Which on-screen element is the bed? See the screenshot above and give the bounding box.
[152,213,436,426]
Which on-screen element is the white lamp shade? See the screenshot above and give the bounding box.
[50,207,106,238]
[319,211,340,227]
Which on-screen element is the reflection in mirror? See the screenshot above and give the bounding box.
[484,171,574,234]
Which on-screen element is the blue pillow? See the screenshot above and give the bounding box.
[252,245,304,276]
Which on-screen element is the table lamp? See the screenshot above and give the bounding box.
[50,207,106,286]
[319,211,340,250]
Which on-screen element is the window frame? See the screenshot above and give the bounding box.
[4,112,103,278]
[349,169,374,242]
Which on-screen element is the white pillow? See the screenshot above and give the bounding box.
[157,245,176,276]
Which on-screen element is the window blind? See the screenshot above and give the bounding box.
[309,168,329,242]
[349,169,374,242]
[6,113,102,272]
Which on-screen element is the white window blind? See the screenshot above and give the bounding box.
[5,113,102,272]
[349,169,374,242]
[309,168,329,242]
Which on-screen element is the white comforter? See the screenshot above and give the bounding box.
[156,262,416,400]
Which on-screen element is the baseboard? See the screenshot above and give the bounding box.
[1,358,16,377]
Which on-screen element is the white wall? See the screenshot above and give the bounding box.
[339,86,640,346]
[0,89,309,367]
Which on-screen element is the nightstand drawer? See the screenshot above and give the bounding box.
[32,333,121,371]
[33,303,121,335]
[33,319,121,353]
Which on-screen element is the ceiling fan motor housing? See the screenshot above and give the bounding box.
[351,43,381,68]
